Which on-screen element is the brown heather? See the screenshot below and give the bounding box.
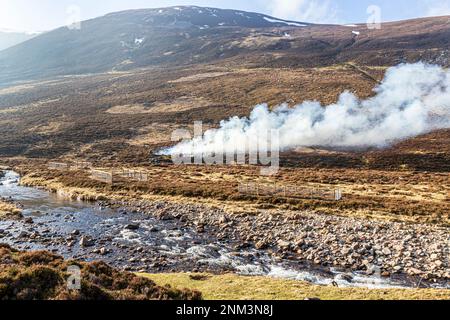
[0,244,202,300]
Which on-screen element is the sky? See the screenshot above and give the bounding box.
[1,0,450,32]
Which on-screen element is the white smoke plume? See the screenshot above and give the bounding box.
[164,63,450,156]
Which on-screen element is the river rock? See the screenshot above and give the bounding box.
[381,271,391,277]
[337,274,354,283]
[79,236,95,247]
[433,260,443,267]
[24,217,34,224]
[277,240,291,250]
[255,240,269,250]
[125,223,140,230]
[218,216,229,224]
[18,231,30,238]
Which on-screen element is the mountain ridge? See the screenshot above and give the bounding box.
[0,6,449,86]
[0,30,38,51]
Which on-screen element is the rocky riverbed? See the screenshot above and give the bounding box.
[105,199,450,284]
[0,170,448,289]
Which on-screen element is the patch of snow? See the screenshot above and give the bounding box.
[344,24,358,27]
[134,37,145,45]
[218,22,226,26]
[263,17,306,27]
[352,31,360,36]
[284,32,291,38]
[284,21,307,27]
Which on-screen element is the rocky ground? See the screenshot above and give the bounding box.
[1,195,448,286]
[1,168,448,288]
[110,199,449,284]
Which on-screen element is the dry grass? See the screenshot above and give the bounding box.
[11,158,449,226]
[168,72,230,83]
[106,96,213,116]
[0,200,22,220]
[141,273,450,300]
[0,61,448,227]
[0,64,377,158]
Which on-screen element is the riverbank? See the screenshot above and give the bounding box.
[0,198,22,220]
[141,273,450,300]
[0,173,449,300]
[0,244,201,300]
[9,159,449,226]
[6,168,449,286]
[0,168,24,220]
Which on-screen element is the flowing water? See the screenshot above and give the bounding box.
[0,170,442,289]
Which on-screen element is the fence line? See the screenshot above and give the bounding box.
[47,162,150,184]
[90,169,113,184]
[46,162,341,199]
[70,161,92,170]
[48,162,69,170]
[114,168,149,182]
[238,182,342,201]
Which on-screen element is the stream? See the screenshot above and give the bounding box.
[0,170,443,289]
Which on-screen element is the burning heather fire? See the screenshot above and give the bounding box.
[163,63,450,156]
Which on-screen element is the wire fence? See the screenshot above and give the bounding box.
[238,182,343,201]
[47,162,342,199]
[113,168,148,182]
[90,169,113,184]
[70,161,92,170]
[47,161,149,184]
[48,162,69,170]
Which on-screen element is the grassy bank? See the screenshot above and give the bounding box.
[12,161,450,226]
[15,163,446,232]
[0,199,22,220]
[0,245,202,300]
[140,273,450,300]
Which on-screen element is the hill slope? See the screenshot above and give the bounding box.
[0,7,449,85]
[0,30,37,51]
[0,6,309,85]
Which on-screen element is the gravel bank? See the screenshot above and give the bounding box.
[112,200,449,283]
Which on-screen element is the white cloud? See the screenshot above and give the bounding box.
[425,0,450,17]
[267,0,339,24]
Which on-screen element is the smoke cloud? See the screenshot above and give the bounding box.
[164,63,450,156]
